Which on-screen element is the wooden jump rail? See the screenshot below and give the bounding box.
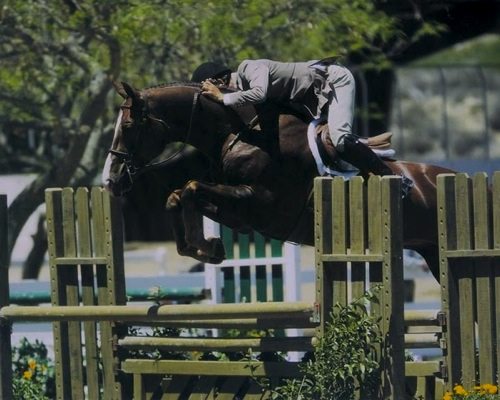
[1,302,316,322]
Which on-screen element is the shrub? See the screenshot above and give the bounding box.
[12,338,55,400]
[273,290,382,400]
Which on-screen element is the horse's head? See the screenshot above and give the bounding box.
[103,81,176,196]
[103,80,240,196]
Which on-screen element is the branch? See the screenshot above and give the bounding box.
[6,38,121,264]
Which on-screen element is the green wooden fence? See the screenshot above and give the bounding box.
[0,172,498,399]
[0,179,437,399]
[1,187,316,399]
[438,172,500,391]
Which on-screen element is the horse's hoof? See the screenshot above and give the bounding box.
[194,238,226,264]
[207,237,226,261]
[178,245,198,258]
[194,249,225,264]
[206,255,225,264]
[165,190,182,211]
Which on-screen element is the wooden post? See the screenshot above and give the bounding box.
[472,173,495,385]
[438,172,500,390]
[46,188,127,400]
[46,188,72,400]
[494,172,500,388]
[75,188,100,400]
[379,176,405,399]
[0,195,12,400]
[438,174,461,389]
[92,188,126,400]
[314,176,405,398]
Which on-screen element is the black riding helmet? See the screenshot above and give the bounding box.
[191,62,231,83]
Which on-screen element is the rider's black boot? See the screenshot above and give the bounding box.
[337,134,413,197]
[337,134,393,175]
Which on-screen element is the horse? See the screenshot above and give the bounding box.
[103,81,455,281]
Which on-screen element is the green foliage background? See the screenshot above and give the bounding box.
[0,0,443,264]
[0,0,442,173]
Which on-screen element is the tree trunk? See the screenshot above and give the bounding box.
[21,213,47,280]
[7,79,113,266]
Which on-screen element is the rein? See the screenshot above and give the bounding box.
[109,91,201,182]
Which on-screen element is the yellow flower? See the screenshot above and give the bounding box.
[453,385,467,396]
[28,359,36,370]
[442,391,453,400]
[473,385,485,394]
[481,383,498,394]
[23,370,32,380]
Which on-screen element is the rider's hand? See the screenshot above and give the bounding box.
[201,80,224,103]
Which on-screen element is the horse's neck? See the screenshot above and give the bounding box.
[184,99,235,159]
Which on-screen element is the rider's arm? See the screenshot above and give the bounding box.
[222,60,270,107]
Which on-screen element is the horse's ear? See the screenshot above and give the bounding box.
[113,81,128,99]
[121,81,141,101]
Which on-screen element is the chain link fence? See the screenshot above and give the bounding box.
[389,66,500,162]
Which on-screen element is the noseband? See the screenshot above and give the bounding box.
[108,91,200,183]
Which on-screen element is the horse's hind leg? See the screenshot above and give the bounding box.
[412,245,440,283]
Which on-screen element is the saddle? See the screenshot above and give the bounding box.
[230,105,394,173]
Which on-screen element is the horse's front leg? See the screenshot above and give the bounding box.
[165,189,208,262]
[177,180,267,263]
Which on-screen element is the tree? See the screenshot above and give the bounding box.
[0,0,443,277]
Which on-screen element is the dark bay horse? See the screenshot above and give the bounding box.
[103,81,455,280]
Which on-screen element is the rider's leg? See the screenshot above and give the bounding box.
[325,64,412,196]
[336,133,393,176]
[325,65,391,175]
[255,103,280,156]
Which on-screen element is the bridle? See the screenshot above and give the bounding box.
[108,90,201,183]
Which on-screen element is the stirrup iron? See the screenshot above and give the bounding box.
[400,174,414,199]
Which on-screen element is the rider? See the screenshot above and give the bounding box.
[195,59,412,196]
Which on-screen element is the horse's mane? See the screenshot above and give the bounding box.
[141,81,245,127]
[141,82,306,126]
[143,81,237,94]
[144,81,202,91]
